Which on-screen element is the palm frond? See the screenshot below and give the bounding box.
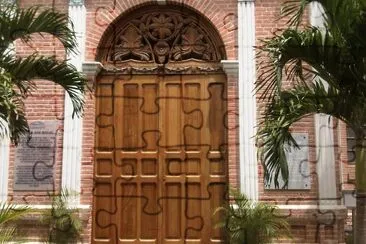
[0,72,29,144]
[0,202,31,225]
[256,26,355,99]
[0,202,31,243]
[258,81,346,188]
[282,0,366,56]
[0,53,87,117]
[281,0,312,28]
[0,2,77,53]
[282,0,362,30]
[0,225,16,243]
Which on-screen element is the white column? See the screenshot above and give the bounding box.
[238,0,258,200]
[61,0,86,203]
[310,3,337,206]
[0,139,10,201]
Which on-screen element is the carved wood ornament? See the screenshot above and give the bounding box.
[97,6,226,74]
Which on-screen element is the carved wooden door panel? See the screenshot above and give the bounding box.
[93,74,227,244]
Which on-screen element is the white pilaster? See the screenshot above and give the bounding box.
[61,0,86,203]
[310,2,337,206]
[238,0,258,200]
[0,139,10,201]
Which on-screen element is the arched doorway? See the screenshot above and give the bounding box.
[92,4,228,243]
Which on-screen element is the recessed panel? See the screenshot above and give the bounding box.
[96,159,112,176]
[141,159,157,175]
[142,84,159,151]
[186,159,200,175]
[123,84,139,150]
[209,183,226,240]
[209,159,225,175]
[141,183,158,239]
[186,183,202,239]
[121,158,137,176]
[183,83,201,150]
[96,85,114,150]
[120,183,137,239]
[94,183,113,239]
[167,159,182,175]
[208,83,226,151]
[165,183,181,239]
[165,84,181,151]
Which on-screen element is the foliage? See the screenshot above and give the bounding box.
[256,0,366,242]
[41,189,82,244]
[214,189,291,244]
[0,202,31,243]
[0,1,87,144]
[257,0,366,187]
[346,232,354,244]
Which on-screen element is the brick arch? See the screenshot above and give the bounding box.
[85,0,237,61]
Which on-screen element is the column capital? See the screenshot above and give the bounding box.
[69,0,84,6]
[221,60,239,77]
[82,61,103,79]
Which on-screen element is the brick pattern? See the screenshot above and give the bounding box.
[227,74,240,189]
[6,0,353,243]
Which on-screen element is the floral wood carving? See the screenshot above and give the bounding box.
[99,8,225,73]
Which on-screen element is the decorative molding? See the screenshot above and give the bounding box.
[221,60,238,77]
[14,204,90,209]
[61,2,86,204]
[238,0,257,200]
[0,139,10,201]
[343,191,356,208]
[98,6,226,73]
[69,0,84,6]
[277,205,347,210]
[82,61,103,81]
[310,3,338,206]
[104,14,221,63]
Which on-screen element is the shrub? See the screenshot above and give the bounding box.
[214,189,291,244]
[41,189,82,244]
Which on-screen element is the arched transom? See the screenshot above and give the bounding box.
[97,6,226,74]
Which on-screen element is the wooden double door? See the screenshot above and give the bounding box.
[92,74,228,243]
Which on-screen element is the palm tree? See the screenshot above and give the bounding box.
[0,1,86,144]
[256,0,366,243]
[214,189,291,244]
